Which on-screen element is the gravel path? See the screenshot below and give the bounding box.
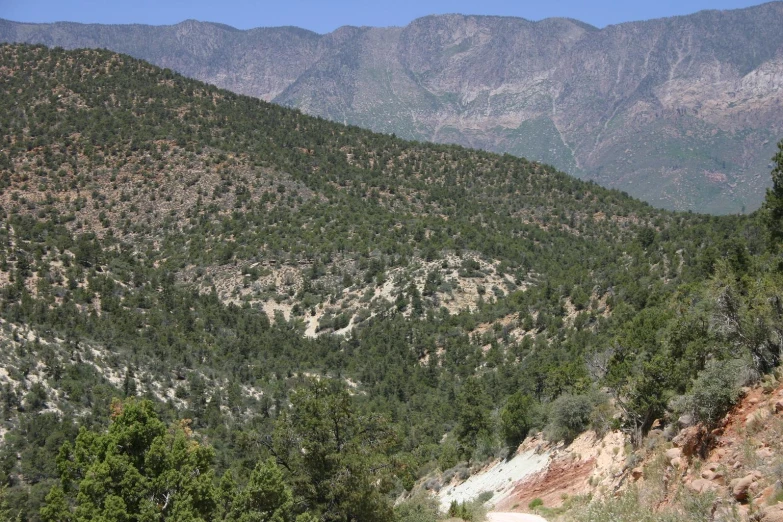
[487,513,548,522]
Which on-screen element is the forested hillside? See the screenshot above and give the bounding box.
[4,3,783,213]
[0,44,781,521]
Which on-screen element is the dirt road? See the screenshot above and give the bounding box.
[487,513,548,522]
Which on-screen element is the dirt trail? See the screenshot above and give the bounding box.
[487,513,548,522]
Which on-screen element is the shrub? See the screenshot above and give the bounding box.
[24,383,48,412]
[455,464,471,481]
[395,492,440,522]
[438,436,460,471]
[472,431,504,464]
[546,393,593,443]
[684,359,743,427]
[477,491,493,503]
[447,499,486,522]
[589,393,615,437]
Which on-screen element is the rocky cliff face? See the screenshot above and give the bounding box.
[3,3,783,213]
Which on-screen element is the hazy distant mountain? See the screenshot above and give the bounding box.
[3,3,783,213]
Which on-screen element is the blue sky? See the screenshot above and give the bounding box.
[0,0,770,33]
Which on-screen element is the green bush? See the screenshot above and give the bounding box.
[447,499,486,522]
[477,491,493,504]
[589,394,615,437]
[394,493,440,522]
[546,393,593,443]
[438,436,461,471]
[685,359,743,427]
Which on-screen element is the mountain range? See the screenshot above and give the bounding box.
[3,3,783,213]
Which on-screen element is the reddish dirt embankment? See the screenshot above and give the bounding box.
[493,429,627,512]
[494,456,595,511]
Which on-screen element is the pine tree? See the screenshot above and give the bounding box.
[272,379,395,522]
[764,140,783,248]
[43,399,219,521]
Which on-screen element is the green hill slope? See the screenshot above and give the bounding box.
[0,44,779,521]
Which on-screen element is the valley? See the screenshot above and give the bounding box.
[0,42,781,522]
